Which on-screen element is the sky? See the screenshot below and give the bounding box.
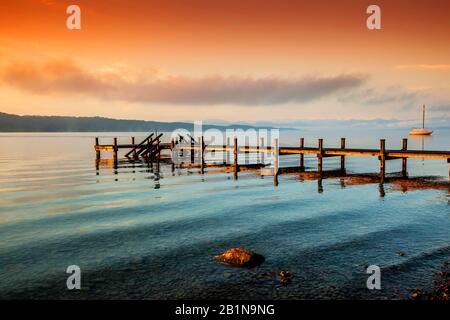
[0,0,449,125]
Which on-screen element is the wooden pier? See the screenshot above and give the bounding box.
[95,133,450,185]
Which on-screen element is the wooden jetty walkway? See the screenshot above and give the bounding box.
[95,134,450,185]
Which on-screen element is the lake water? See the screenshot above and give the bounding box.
[0,129,449,299]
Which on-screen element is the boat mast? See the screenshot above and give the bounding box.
[422,104,425,129]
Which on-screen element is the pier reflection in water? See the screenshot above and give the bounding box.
[95,154,450,198]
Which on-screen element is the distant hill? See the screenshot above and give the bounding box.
[0,112,271,132]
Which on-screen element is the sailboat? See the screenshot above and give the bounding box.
[409,105,433,135]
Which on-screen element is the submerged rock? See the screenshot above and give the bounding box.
[410,289,424,300]
[278,271,293,285]
[214,247,264,268]
[279,271,291,278]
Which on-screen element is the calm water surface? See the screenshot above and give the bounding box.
[0,129,449,299]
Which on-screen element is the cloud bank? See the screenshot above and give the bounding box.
[338,86,426,108]
[395,64,450,71]
[1,59,366,105]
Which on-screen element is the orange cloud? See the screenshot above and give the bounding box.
[2,59,115,94]
[1,59,367,105]
[395,64,450,70]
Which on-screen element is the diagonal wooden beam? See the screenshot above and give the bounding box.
[125,133,154,158]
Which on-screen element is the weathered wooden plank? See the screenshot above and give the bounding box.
[95,145,115,152]
[175,144,450,159]
[323,149,381,156]
[386,151,450,159]
[279,147,319,155]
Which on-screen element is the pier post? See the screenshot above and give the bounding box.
[178,136,184,157]
[380,139,386,183]
[157,137,161,162]
[155,138,160,173]
[113,137,118,169]
[147,136,153,168]
[95,137,100,160]
[171,139,175,172]
[340,138,346,172]
[226,137,230,164]
[234,137,238,179]
[300,138,305,171]
[260,137,265,164]
[402,138,408,178]
[257,136,260,164]
[197,137,201,161]
[222,140,226,165]
[190,138,195,163]
[378,183,385,197]
[131,137,136,159]
[447,158,450,180]
[317,139,323,175]
[273,138,279,186]
[318,179,323,193]
[200,136,205,174]
[244,137,249,165]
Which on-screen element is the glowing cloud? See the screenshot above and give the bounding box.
[1,59,367,105]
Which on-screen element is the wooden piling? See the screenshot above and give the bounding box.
[178,136,184,157]
[200,136,205,174]
[95,137,100,171]
[317,139,323,174]
[245,137,249,165]
[300,138,305,171]
[157,137,161,162]
[402,138,408,178]
[256,137,260,164]
[222,140,227,165]
[131,137,136,158]
[447,158,450,180]
[340,138,346,172]
[171,139,175,171]
[226,137,231,164]
[273,138,279,186]
[155,137,160,172]
[234,137,238,179]
[380,139,386,183]
[95,137,100,160]
[190,139,195,163]
[318,179,323,193]
[378,183,385,197]
[113,137,118,169]
[197,137,201,162]
[260,137,265,164]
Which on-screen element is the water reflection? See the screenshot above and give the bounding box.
[409,134,433,166]
[95,156,449,198]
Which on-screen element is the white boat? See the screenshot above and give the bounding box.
[409,105,433,135]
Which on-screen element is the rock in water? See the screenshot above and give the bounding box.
[214,248,264,268]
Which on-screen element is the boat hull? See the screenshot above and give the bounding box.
[409,128,433,135]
